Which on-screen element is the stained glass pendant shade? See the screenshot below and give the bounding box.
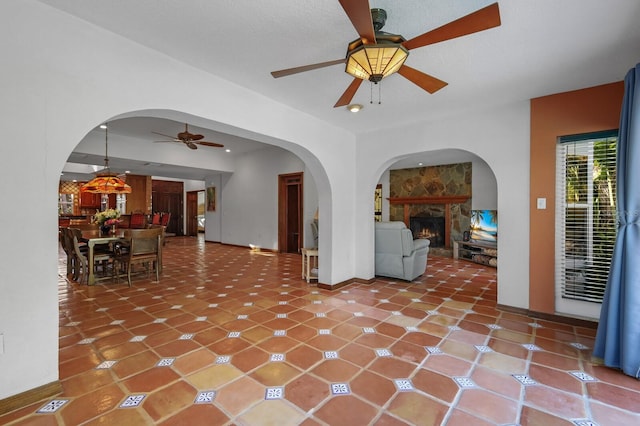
[81,125,131,194]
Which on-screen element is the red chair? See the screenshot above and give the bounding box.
[160,212,171,227]
[130,212,146,229]
[152,212,161,225]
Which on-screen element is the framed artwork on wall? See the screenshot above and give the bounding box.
[206,186,216,211]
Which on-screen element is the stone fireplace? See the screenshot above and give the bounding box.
[410,216,445,247]
[389,163,472,255]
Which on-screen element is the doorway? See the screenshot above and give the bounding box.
[186,190,204,237]
[278,172,303,253]
[152,180,184,236]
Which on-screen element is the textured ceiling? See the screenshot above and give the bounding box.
[41,0,640,180]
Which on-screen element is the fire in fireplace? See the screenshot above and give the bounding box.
[409,216,445,247]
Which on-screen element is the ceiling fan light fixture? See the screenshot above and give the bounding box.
[347,104,363,112]
[345,42,408,83]
[81,124,132,194]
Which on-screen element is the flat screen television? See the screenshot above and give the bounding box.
[470,210,497,244]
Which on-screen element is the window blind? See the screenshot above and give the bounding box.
[555,132,617,304]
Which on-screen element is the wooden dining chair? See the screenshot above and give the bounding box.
[114,228,162,287]
[70,232,113,284]
[130,212,146,229]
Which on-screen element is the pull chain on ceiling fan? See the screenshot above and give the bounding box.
[271,0,501,108]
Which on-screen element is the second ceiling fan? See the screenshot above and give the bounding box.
[271,0,501,107]
[152,123,224,150]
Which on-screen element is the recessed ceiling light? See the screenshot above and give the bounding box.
[125,170,131,174]
[418,162,424,166]
[225,149,231,153]
[347,104,363,113]
[99,124,107,129]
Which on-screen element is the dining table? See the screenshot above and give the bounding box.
[81,229,125,285]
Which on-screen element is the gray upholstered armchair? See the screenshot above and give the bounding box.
[374,221,430,281]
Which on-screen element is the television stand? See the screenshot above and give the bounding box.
[453,240,497,267]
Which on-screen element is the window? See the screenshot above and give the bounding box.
[58,193,74,215]
[555,131,617,316]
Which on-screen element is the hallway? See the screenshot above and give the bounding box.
[2,236,639,425]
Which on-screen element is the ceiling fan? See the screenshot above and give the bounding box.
[271,0,501,107]
[152,123,224,150]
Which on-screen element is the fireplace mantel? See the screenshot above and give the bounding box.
[388,195,470,249]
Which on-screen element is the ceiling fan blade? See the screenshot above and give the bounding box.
[197,141,225,148]
[152,131,179,140]
[153,140,179,143]
[179,132,204,141]
[338,0,376,44]
[397,65,448,94]
[186,141,198,150]
[271,59,346,78]
[402,2,501,50]
[334,78,364,108]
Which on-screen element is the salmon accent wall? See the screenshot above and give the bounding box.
[529,82,624,314]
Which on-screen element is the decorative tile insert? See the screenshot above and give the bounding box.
[156,358,176,367]
[77,338,96,345]
[153,318,167,323]
[426,346,444,355]
[179,333,194,340]
[405,326,418,332]
[208,303,219,308]
[313,300,322,305]
[96,360,118,369]
[110,320,125,325]
[279,301,288,305]
[474,345,493,353]
[276,313,287,319]
[572,420,599,426]
[324,351,339,359]
[331,383,351,395]
[196,316,207,321]
[319,329,331,335]
[380,299,390,303]
[273,330,286,337]
[528,322,543,328]
[66,321,81,327]
[512,374,538,386]
[522,344,543,351]
[315,312,326,318]
[375,348,392,357]
[453,377,477,388]
[96,307,108,312]
[391,311,402,316]
[569,371,598,382]
[171,305,183,309]
[486,324,502,330]
[448,325,462,331]
[353,312,364,317]
[228,331,241,338]
[394,379,414,391]
[243,302,253,306]
[270,353,285,362]
[265,387,284,400]
[195,390,216,404]
[37,399,68,413]
[362,327,376,334]
[120,394,146,408]
[237,315,248,320]
[216,355,231,364]
[569,342,590,350]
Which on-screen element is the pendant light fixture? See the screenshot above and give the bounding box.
[81,124,132,194]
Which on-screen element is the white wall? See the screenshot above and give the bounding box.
[218,147,306,250]
[0,0,532,403]
[0,0,353,400]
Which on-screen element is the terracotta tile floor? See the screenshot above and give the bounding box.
[3,236,640,425]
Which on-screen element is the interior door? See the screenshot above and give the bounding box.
[186,191,199,236]
[278,172,303,253]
